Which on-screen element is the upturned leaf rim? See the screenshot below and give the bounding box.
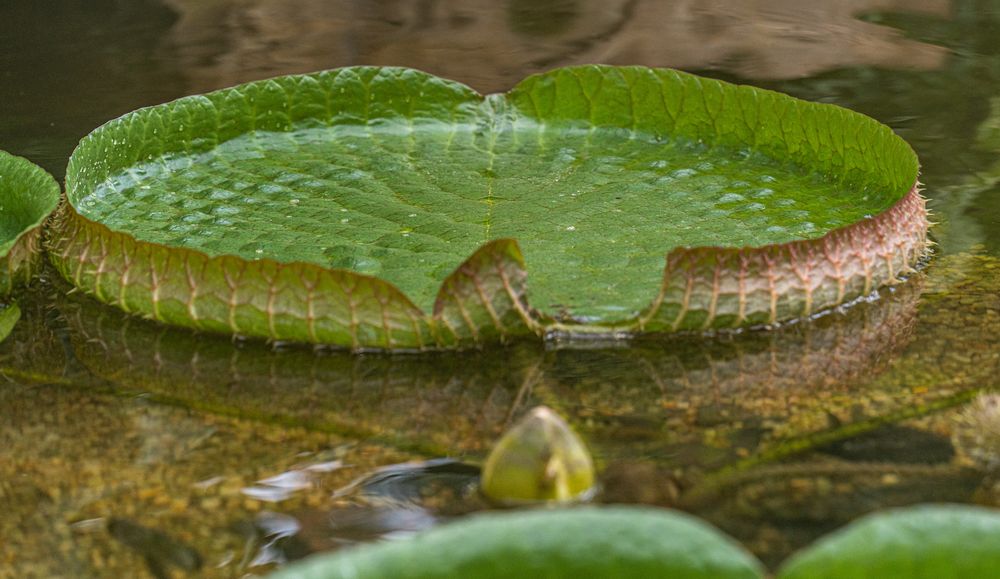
[50,65,928,350]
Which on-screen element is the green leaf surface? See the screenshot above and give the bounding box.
[0,150,60,294]
[480,406,596,504]
[777,504,1000,579]
[0,302,21,343]
[268,506,765,579]
[56,66,925,348]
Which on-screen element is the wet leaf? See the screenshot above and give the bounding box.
[0,150,60,294]
[51,261,928,462]
[107,518,203,578]
[52,65,925,349]
[269,506,765,579]
[777,504,1000,579]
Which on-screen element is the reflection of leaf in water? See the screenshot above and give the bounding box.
[8,254,1000,573]
[666,251,1000,567]
[47,265,923,472]
[0,282,75,382]
[10,253,1000,573]
[682,251,1000,486]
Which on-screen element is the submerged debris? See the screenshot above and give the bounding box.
[107,517,202,579]
[819,424,955,464]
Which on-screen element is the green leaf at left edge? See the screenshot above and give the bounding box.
[777,504,1000,579]
[433,238,541,346]
[0,302,21,343]
[269,506,765,579]
[0,150,61,295]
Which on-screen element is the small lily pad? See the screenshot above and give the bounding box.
[50,66,927,350]
[0,150,60,294]
[268,506,765,579]
[777,504,1000,579]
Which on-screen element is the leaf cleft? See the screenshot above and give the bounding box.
[50,65,928,350]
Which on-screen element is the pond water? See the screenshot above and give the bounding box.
[3,0,1000,576]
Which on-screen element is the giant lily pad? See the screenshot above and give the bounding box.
[49,66,927,350]
[0,150,60,294]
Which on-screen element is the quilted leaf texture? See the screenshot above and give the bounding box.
[51,66,927,350]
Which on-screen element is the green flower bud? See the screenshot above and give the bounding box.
[480,406,596,504]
